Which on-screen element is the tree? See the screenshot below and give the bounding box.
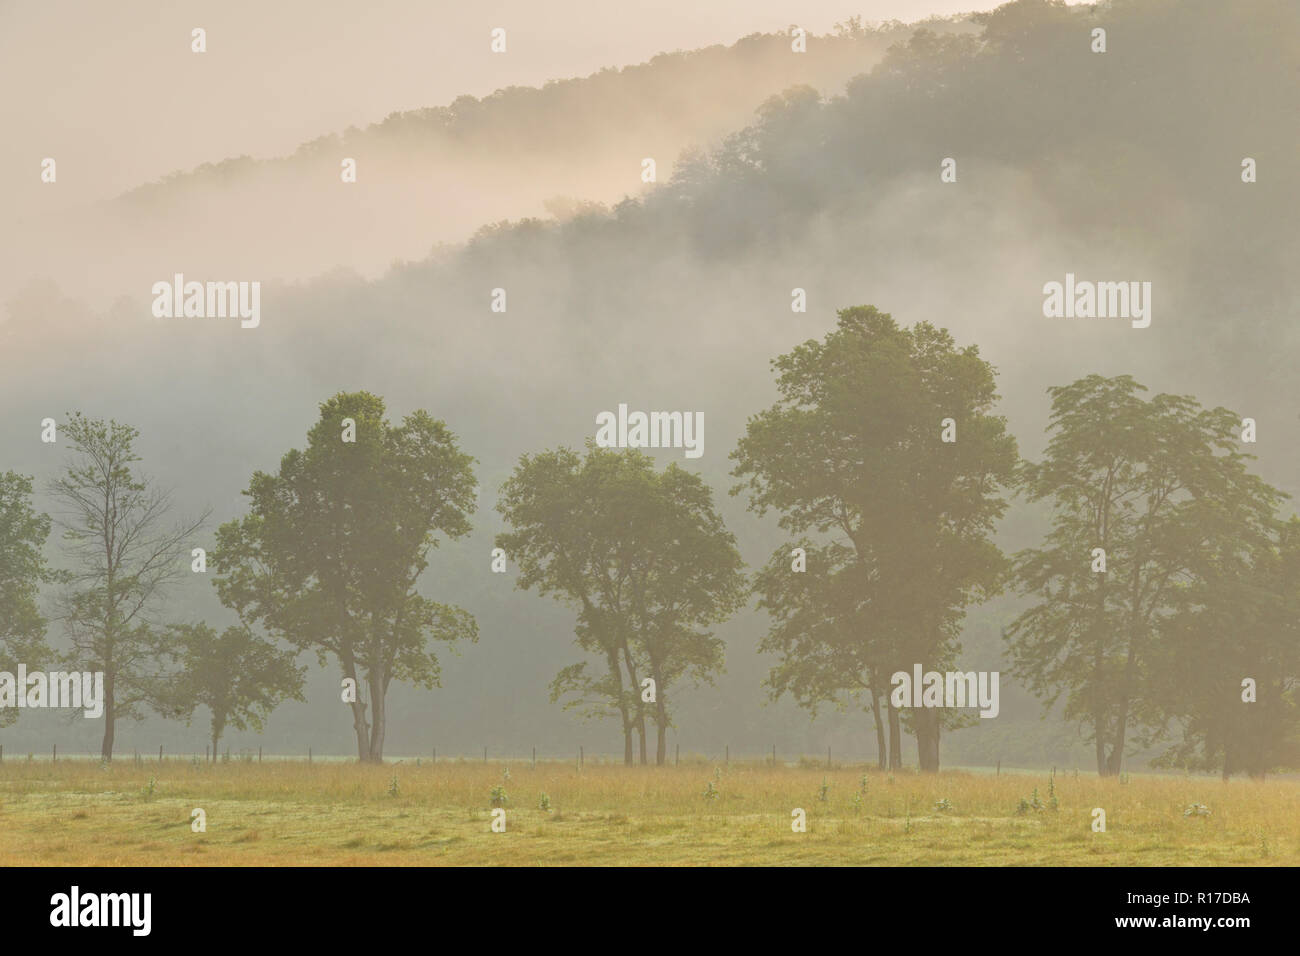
[626,461,748,764]
[497,445,745,764]
[732,306,1017,770]
[0,471,59,726]
[1150,515,1300,779]
[157,623,305,759]
[1008,375,1285,776]
[213,391,477,762]
[751,540,894,764]
[498,446,641,764]
[50,415,207,760]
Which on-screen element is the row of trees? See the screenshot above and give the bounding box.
[740,309,1298,778]
[2,306,1296,774]
[739,309,1298,778]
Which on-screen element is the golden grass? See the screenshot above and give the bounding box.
[0,758,1295,866]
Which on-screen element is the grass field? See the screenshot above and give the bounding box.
[1,757,1296,866]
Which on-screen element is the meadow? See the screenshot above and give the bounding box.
[0,757,1295,866]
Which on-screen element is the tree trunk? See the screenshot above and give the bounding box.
[341,655,370,761]
[887,701,902,769]
[368,673,387,762]
[1103,741,1123,777]
[654,681,668,766]
[1095,719,1108,776]
[346,675,370,762]
[1092,514,1111,777]
[1103,662,1137,777]
[350,699,371,761]
[620,644,648,765]
[102,519,116,763]
[915,706,940,772]
[100,673,115,762]
[1105,640,1139,777]
[606,648,632,766]
[870,689,886,769]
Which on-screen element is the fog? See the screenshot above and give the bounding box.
[1,0,1295,769]
[1,1,987,300]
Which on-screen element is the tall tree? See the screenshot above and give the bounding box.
[498,445,745,765]
[0,471,59,726]
[50,414,206,760]
[156,623,306,759]
[732,306,1017,770]
[1008,375,1285,776]
[213,392,477,762]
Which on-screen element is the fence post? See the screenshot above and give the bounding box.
[52,744,56,763]
[725,745,729,765]
[532,747,536,769]
[258,746,262,763]
[997,759,1001,776]
[579,746,584,769]
[772,743,776,767]
[484,747,487,764]
[308,747,312,764]
[827,746,831,768]
[159,745,163,763]
[675,744,679,766]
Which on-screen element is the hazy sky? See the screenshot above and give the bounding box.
[1,0,1020,206]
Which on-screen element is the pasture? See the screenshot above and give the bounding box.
[0,757,1294,866]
